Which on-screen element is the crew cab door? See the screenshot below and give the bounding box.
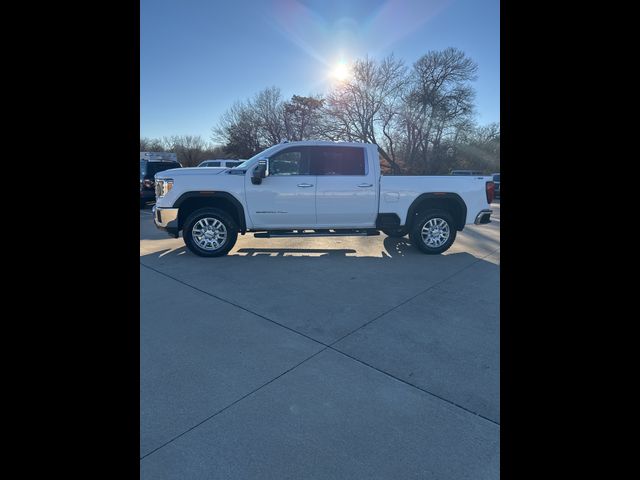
[313,146,378,228]
[245,146,317,229]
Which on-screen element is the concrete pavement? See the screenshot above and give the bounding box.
[140,201,500,478]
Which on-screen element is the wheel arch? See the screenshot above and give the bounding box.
[174,192,247,233]
[405,193,467,231]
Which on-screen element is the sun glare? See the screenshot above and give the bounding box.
[331,61,351,82]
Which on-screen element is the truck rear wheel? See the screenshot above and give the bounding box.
[410,209,457,255]
[183,208,238,257]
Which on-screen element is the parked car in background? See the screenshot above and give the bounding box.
[450,169,485,176]
[140,152,182,208]
[198,159,245,168]
[492,173,500,198]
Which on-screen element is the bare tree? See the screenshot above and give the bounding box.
[324,54,407,172]
[140,137,164,152]
[212,100,263,158]
[163,135,208,167]
[283,95,325,140]
[213,87,288,157]
[473,122,500,143]
[253,86,286,145]
[406,47,478,173]
[449,122,500,173]
[208,48,496,175]
[200,144,233,160]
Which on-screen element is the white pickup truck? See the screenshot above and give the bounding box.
[152,141,494,257]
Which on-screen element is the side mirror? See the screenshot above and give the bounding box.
[251,158,269,185]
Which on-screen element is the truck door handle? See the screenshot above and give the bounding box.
[357,183,373,187]
[297,183,314,188]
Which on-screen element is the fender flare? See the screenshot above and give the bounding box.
[405,193,467,231]
[173,191,247,233]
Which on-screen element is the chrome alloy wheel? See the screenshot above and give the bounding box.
[421,218,450,248]
[192,217,228,251]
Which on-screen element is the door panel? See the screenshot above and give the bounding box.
[313,146,378,228]
[315,177,377,227]
[244,147,317,229]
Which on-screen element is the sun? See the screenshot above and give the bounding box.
[331,61,351,82]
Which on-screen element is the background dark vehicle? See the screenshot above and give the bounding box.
[492,173,500,198]
[140,159,182,208]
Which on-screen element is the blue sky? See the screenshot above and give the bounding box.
[140,0,499,143]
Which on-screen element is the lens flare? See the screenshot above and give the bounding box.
[331,61,351,81]
[266,0,451,91]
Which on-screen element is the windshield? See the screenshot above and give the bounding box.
[493,174,500,182]
[232,144,284,169]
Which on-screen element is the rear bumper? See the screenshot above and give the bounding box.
[152,206,180,238]
[474,209,492,225]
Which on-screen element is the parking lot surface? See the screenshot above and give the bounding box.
[140,201,500,479]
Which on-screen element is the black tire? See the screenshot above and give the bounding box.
[409,209,457,255]
[382,227,408,238]
[183,207,238,257]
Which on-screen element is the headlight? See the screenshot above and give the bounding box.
[155,179,174,198]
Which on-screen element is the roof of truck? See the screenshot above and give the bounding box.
[274,140,376,148]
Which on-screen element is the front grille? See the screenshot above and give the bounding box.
[155,180,163,198]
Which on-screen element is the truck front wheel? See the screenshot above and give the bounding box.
[183,208,238,257]
[410,209,457,255]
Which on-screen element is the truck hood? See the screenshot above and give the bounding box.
[156,167,229,178]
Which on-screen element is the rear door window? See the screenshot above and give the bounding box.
[311,146,366,175]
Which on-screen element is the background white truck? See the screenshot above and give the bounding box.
[152,141,494,257]
[140,151,178,162]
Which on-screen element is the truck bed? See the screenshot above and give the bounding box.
[379,175,493,225]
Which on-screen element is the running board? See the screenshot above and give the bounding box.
[254,229,380,238]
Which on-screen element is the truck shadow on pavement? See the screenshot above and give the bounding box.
[234,238,417,258]
[140,236,461,259]
[234,247,357,257]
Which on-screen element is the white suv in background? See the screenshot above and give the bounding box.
[198,159,244,168]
